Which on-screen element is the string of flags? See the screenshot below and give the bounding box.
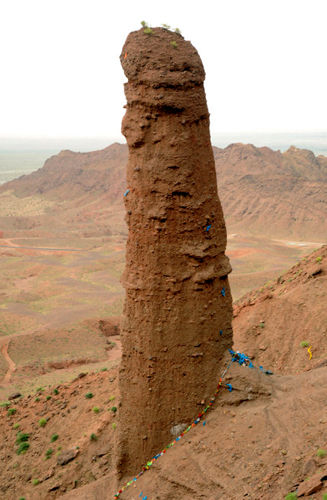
[114,349,272,498]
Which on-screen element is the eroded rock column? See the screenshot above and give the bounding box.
[117,27,232,476]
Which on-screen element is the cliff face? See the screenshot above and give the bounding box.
[117,27,233,476]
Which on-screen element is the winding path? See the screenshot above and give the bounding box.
[1,343,16,384]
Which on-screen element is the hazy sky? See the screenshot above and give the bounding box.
[1,0,326,141]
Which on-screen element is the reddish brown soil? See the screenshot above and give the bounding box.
[233,245,327,374]
[117,27,232,476]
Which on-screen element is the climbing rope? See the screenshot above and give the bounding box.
[114,348,273,498]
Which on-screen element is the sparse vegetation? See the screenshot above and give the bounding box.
[0,401,10,408]
[35,397,40,402]
[7,407,17,416]
[32,478,39,486]
[111,406,117,413]
[100,367,108,372]
[175,28,181,34]
[285,493,297,500]
[112,422,117,430]
[144,27,153,35]
[17,442,30,455]
[90,433,97,441]
[45,448,54,459]
[46,395,51,401]
[16,432,29,444]
[53,388,59,395]
[13,423,20,429]
[36,387,44,392]
[51,433,59,442]
[316,256,322,262]
[141,20,148,27]
[39,418,47,427]
[162,24,171,29]
[85,392,94,399]
[170,41,177,48]
[316,448,327,458]
[92,406,100,414]
[259,322,265,329]
[300,341,309,348]
[109,395,115,401]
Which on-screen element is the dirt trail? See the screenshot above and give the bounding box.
[0,342,16,384]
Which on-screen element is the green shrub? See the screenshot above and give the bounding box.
[162,24,171,29]
[300,341,309,348]
[51,433,59,442]
[112,422,117,430]
[35,397,40,402]
[90,433,97,441]
[111,406,117,413]
[175,28,181,34]
[7,408,17,416]
[45,448,54,459]
[144,27,153,35]
[17,442,30,455]
[322,494,327,500]
[53,388,59,395]
[46,396,51,401]
[141,20,148,27]
[32,478,39,486]
[16,432,29,444]
[36,387,44,392]
[259,322,265,329]
[170,41,177,48]
[92,407,100,414]
[19,497,26,500]
[109,395,115,402]
[13,423,20,429]
[100,367,108,372]
[316,256,322,262]
[39,418,47,427]
[0,401,10,408]
[85,393,93,399]
[317,448,327,458]
[285,493,297,500]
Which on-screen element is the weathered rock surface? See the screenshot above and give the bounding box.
[117,27,233,476]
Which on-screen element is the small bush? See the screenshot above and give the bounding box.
[13,423,20,429]
[109,395,115,402]
[111,406,117,413]
[0,401,10,408]
[7,408,17,416]
[45,448,54,459]
[53,388,59,395]
[144,27,153,35]
[175,28,181,34]
[112,422,117,430]
[285,493,297,500]
[51,433,59,443]
[17,442,30,455]
[317,448,327,458]
[36,387,44,392]
[16,432,29,444]
[90,433,97,441]
[35,397,40,402]
[92,407,100,414]
[141,20,148,27]
[162,24,171,29]
[85,393,93,399]
[322,494,327,500]
[46,396,51,401]
[39,418,47,427]
[300,341,309,348]
[19,497,26,500]
[259,322,265,329]
[170,41,177,48]
[32,478,39,486]
[100,367,108,372]
[316,256,322,262]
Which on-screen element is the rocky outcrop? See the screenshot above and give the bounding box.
[117,27,233,476]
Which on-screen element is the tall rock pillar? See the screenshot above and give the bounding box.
[117,27,233,476]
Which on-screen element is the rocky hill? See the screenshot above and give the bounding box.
[233,245,327,375]
[1,142,326,241]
